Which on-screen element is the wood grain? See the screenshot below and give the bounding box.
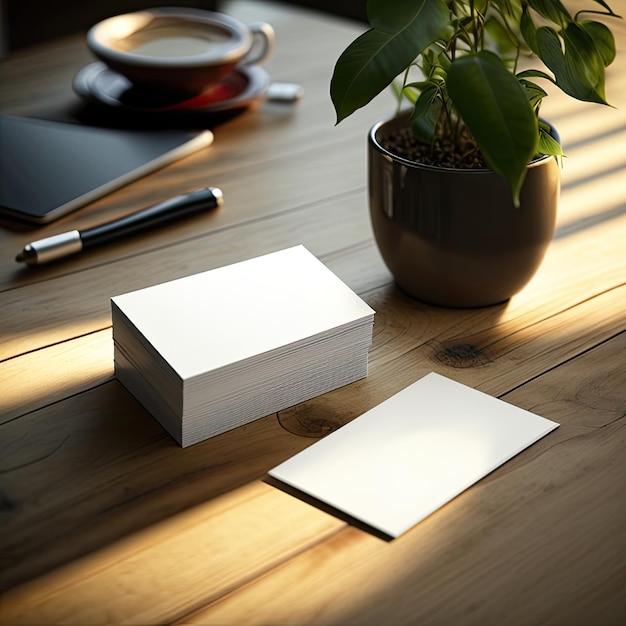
[2,333,623,625]
[0,329,113,423]
[1,279,623,592]
[178,335,626,626]
[1,482,346,625]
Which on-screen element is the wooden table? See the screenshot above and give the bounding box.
[1,1,625,624]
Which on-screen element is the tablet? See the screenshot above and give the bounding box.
[0,115,213,224]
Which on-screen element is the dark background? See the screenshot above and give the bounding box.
[2,0,367,52]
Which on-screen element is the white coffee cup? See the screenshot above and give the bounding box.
[87,8,275,92]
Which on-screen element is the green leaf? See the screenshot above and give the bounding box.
[563,22,608,101]
[534,29,565,80]
[330,0,448,123]
[519,78,548,113]
[579,20,616,66]
[404,80,434,92]
[367,0,444,33]
[527,0,572,25]
[395,80,431,105]
[447,51,538,206]
[538,125,564,157]
[517,68,556,83]
[536,25,608,104]
[586,0,621,18]
[331,29,415,123]
[517,68,559,101]
[520,6,540,55]
[437,49,451,72]
[410,84,439,143]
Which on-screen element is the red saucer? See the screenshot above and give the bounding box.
[73,62,271,115]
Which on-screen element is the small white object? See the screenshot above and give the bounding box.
[267,82,304,103]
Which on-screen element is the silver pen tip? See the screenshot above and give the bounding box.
[211,187,224,207]
[15,251,26,263]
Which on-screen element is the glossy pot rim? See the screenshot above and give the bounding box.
[368,111,558,175]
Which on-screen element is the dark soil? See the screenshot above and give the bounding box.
[380,127,489,169]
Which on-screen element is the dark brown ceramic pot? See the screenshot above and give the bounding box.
[368,112,560,307]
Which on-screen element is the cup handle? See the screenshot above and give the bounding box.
[241,22,275,66]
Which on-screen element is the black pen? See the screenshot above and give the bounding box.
[15,187,223,266]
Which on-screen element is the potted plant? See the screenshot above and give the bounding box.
[331,0,620,306]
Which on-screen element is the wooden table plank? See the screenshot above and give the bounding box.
[0,189,386,360]
[1,277,622,593]
[0,329,113,423]
[2,326,623,625]
[2,204,622,362]
[0,482,345,625]
[177,334,626,626]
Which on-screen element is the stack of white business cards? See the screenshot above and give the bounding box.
[111,246,375,447]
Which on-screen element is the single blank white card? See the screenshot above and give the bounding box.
[269,372,559,539]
